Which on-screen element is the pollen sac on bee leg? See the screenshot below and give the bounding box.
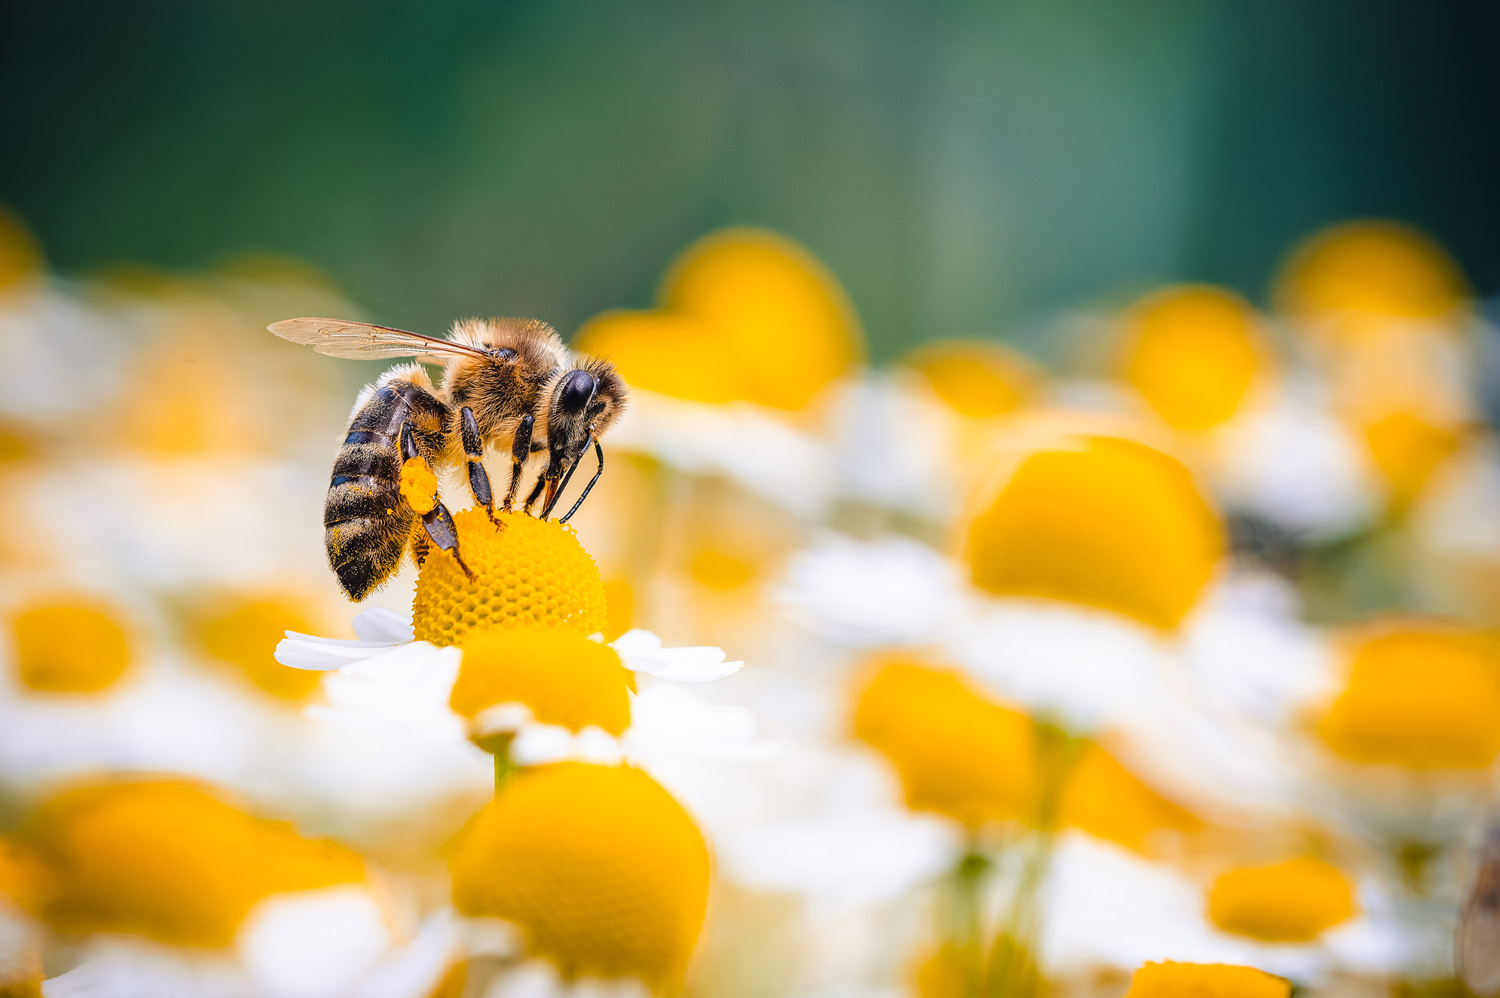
[400,457,439,515]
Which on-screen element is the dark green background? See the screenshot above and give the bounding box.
[5,0,1498,361]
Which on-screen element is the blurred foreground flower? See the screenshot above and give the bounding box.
[1207,858,1357,944]
[450,763,709,991]
[1124,961,1290,998]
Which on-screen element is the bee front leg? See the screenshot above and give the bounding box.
[503,414,534,511]
[400,422,475,581]
[459,406,497,525]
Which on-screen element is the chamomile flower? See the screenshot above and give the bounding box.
[277,509,743,772]
[26,778,458,998]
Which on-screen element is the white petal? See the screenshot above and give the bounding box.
[276,632,407,672]
[470,702,534,737]
[718,809,959,905]
[350,911,462,998]
[509,724,576,766]
[312,643,465,742]
[611,630,742,683]
[44,938,255,998]
[237,886,392,998]
[776,532,967,647]
[574,726,624,765]
[351,608,416,644]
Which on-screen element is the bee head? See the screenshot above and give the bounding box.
[540,360,627,515]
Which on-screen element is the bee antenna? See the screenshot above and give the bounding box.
[558,439,605,524]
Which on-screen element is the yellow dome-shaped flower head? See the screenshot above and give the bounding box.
[1207,856,1357,943]
[661,228,863,411]
[24,779,364,947]
[853,657,1035,829]
[413,509,609,647]
[905,341,1041,420]
[449,763,710,990]
[573,310,743,405]
[1276,220,1469,326]
[8,598,132,694]
[963,435,1225,630]
[1125,962,1290,998]
[1120,286,1272,432]
[1315,619,1500,770]
[188,593,321,701]
[452,629,632,735]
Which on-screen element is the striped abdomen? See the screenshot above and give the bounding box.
[324,379,448,600]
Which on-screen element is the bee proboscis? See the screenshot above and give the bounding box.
[269,316,627,600]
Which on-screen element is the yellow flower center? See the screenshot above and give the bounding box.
[1316,620,1500,769]
[24,779,364,947]
[0,838,51,915]
[188,594,321,700]
[661,228,863,411]
[905,341,1040,420]
[1121,286,1270,432]
[400,458,439,515]
[9,599,131,694]
[1276,220,1469,324]
[1125,962,1290,998]
[963,435,1224,630]
[452,629,632,735]
[449,763,710,989]
[1207,857,1356,943]
[853,658,1035,829]
[412,509,609,647]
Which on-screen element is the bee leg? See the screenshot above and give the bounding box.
[503,414,534,511]
[522,474,546,514]
[401,422,475,581]
[558,440,605,524]
[459,406,497,525]
[421,503,475,581]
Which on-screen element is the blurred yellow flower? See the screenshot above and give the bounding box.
[1121,286,1271,432]
[1358,408,1464,510]
[0,205,42,294]
[188,593,321,700]
[412,508,609,647]
[9,598,132,694]
[574,310,742,405]
[1276,220,1469,325]
[964,435,1224,630]
[1060,744,1201,854]
[0,839,51,916]
[905,341,1041,420]
[1315,619,1500,769]
[1125,961,1289,998]
[451,629,632,735]
[1207,856,1357,943]
[661,228,863,411]
[449,763,710,990]
[853,657,1035,829]
[603,577,634,641]
[24,779,363,947]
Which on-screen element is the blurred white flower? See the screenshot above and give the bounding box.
[825,374,956,520]
[776,533,968,648]
[608,389,834,519]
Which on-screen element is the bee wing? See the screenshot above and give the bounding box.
[268,317,492,364]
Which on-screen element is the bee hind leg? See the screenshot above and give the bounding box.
[400,421,476,581]
[459,406,498,526]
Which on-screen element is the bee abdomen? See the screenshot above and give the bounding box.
[324,439,411,600]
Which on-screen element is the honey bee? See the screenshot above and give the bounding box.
[269,316,627,600]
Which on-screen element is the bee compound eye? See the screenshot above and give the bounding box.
[557,369,597,413]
